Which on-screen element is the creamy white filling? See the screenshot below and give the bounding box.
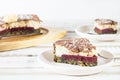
[3,14,18,23]
[0,26,6,31]
[10,21,27,28]
[94,23,117,30]
[0,20,41,30]
[55,45,96,57]
[27,20,41,29]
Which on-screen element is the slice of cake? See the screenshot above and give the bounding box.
[94,19,118,34]
[53,38,97,67]
[0,14,42,37]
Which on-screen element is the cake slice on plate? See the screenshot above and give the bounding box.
[94,19,118,34]
[53,38,97,66]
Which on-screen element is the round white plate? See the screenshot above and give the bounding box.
[75,25,120,41]
[39,50,113,75]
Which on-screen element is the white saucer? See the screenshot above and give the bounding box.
[39,50,113,75]
[75,25,120,41]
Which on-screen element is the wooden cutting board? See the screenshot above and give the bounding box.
[0,27,67,51]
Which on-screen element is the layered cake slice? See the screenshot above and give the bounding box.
[53,38,97,66]
[94,19,118,34]
[0,14,42,37]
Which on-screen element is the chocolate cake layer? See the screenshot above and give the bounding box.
[54,55,97,66]
[94,27,117,34]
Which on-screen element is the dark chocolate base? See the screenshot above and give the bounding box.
[54,55,97,67]
[94,27,117,34]
[0,27,40,37]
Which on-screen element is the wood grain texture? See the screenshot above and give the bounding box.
[0,27,67,51]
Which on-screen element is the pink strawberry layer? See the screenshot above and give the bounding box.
[0,27,35,35]
[94,27,117,34]
[61,54,97,63]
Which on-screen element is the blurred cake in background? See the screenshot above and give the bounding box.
[94,19,118,34]
[53,38,97,66]
[0,14,42,37]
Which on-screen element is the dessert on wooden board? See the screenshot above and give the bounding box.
[0,14,42,37]
[0,14,67,51]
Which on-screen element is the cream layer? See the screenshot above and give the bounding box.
[55,45,96,57]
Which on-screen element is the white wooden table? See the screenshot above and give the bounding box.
[0,26,119,80]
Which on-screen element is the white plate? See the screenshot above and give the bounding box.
[39,50,113,75]
[75,25,120,41]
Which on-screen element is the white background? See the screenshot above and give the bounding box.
[0,0,120,21]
